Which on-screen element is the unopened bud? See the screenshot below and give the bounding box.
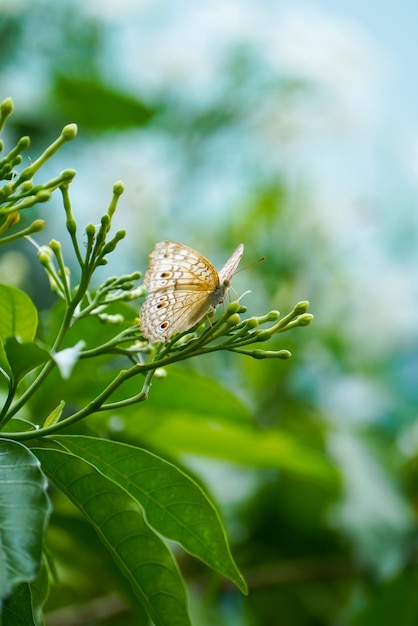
[21,181,33,192]
[85,223,96,237]
[227,313,241,327]
[0,96,13,117]
[255,329,273,342]
[245,317,259,329]
[61,124,78,141]
[297,313,313,326]
[294,301,310,315]
[38,246,54,265]
[36,190,51,203]
[49,239,61,253]
[29,219,45,233]
[60,169,76,182]
[113,180,124,196]
[225,301,241,316]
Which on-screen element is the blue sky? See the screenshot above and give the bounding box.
[316,0,418,133]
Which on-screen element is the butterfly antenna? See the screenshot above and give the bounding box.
[228,255,265,301]
[235,256,266,275]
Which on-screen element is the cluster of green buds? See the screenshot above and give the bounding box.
[34,179,143,321]
[0,97,78,246]
[144,300,313,368]
[0,96,140,327]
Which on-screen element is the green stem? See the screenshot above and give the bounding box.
[99,368,155,410]
[12,124,77,187]
[52,245,72,303]
[42,261,67,300]
[60,184,84,268]
[5,360,55,421]
[0,222,44,245]
[0,384,16,427]
[1,362,151,441]
[79,329,144,359]
[6,276,92,421]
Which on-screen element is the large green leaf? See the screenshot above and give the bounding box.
[0,284,38,342]
[34,446,191,626]
[0,336,11,384]
[0,440,51,607]
[29,556,50,626]
[4,337,49,384]
[139,368,253,424]
[123,412,337,484]
[54,76,155,131]
[2,583,36,626]
[52,435,247,594]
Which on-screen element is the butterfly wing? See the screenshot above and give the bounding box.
[218,243,244,286]
[140,241,220,342]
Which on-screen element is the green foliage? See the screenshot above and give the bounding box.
[0,98,313,625]
[0,440,50,600]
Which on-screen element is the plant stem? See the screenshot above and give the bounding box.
[1,362,151,440]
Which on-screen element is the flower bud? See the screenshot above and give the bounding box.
[225,301,241,316]
[245,317,259,329]
[49,239,61,253]
[85,223,96,237]
[16,136,30,151]
[255,329,273,342]
[21,181,33,192]
[61,123,78,141]
[98,313,125,324]
[29,219,45,233]
[297,313,313,326]
[249,349,292,360]
[113,180,124,196]
[60,169,76,182]
[36,190,51,203]
[294,301,310,314]
[37,246,54,265]
[226,313,241,327]
[0,96,13,117]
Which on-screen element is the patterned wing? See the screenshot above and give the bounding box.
[143,240,219,292]
[140,241,219,342]
[218,243,244,286]
[140,288,214,343]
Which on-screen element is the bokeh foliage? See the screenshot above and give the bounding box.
[1,2,418,625]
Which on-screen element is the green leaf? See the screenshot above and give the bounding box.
[0,440,51,607]
[34,446,192,626]
[1,417,38,433]
[142,368,253,424]
[1,582,36,626]
[54,76,155,131]
[29,556,50,626]
[43,400,65,427]
[4,337,49,384]
[52,435,247,594]
[0,284,38,342]
[0,336,12,384]
[135,414,337,485]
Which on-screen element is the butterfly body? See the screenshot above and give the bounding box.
[140,240,244,343]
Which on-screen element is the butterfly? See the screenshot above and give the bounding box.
[140,240,244,343]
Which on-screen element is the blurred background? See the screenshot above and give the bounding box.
[2,1,418,624]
